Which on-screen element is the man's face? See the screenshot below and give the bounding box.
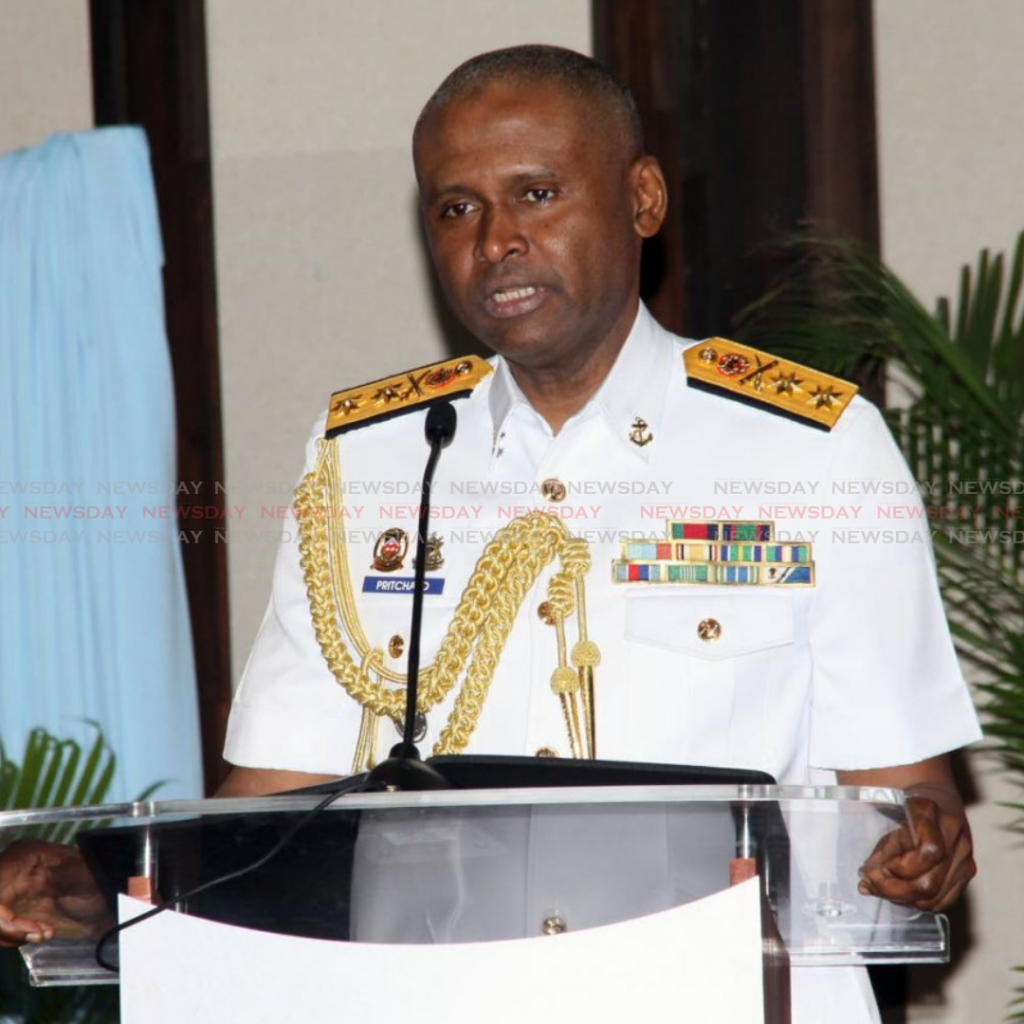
[415,82,656,369]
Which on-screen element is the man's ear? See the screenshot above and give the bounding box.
[630,156,668,239]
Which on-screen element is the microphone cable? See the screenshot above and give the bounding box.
[94,781,361,972]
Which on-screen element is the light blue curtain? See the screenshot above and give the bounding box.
[0,127,203,801]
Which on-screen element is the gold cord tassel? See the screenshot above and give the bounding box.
[351,648,386,773]
[352,707,381,774]
[570,566,601,758]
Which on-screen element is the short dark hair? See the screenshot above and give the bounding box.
[414,44,644,158]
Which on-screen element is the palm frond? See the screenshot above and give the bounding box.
[739,233,1020,430]
[1,727,117,848]
[739,229,1024,1012]
[1011,963,1024,1023]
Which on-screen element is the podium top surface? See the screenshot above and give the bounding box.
[4,784,948,987]
[0,783,905,829]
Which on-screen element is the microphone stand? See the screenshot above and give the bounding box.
[363,402,457,791]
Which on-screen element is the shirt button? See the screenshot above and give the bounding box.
[535,747,559,758]
[541,915,568,935]
[697,618,722,642]
[540,478,567,502]
[536,601,555,625]
[388,634,405,658]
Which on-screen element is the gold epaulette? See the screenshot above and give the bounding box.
[325,355,493,437]
[683,339,857,431]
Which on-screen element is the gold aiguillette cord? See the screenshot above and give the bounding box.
[296,439,601,763]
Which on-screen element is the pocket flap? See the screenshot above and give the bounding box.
[625,592,794,661]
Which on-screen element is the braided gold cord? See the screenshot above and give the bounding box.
[294,439,601,757]
[321,445,436,687]
[433,523,559,754]
[296,453,408,721]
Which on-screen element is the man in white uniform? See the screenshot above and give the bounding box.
[212,45,980,1024]
[0,44,972,1022]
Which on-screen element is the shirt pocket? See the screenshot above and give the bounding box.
[622,591,796,772]
[625,591,795,660]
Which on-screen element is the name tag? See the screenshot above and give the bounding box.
[362,576,446,595]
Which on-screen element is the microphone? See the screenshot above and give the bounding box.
[425,401,457,448]
[364,402,458,791]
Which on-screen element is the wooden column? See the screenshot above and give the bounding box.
[799,0,881,251]
[592,0,691,334]
[90,0,231,794]
[594,0,881,368]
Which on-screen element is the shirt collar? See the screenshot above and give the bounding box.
[486,302,675,464]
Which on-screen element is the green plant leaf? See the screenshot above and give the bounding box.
[738,228,1024,1014]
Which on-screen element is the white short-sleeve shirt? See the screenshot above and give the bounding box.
[226,304,980,780]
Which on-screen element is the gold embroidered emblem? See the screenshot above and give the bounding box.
[425,533,445,571]
[629,417,653,447]
[684,339,856,430]
[371,528,408,572]
[770,371,803,396]
[325,355,493,437]
[717,353,751,377]
[810,383,843,409]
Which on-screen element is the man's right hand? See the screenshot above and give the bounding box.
[1,768,337,946]
[0,839,109,947]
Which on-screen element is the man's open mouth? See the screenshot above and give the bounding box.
[485,285,546,318]
[492,286,537,304]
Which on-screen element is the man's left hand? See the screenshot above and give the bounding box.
[856,793,975,912]
[837,755,976,914]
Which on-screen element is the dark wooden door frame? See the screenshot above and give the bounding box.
[593,0,881,404]
[90,0,231,794]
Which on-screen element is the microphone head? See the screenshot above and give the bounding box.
[425,401,458,449]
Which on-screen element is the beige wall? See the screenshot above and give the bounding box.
[874,1,1024,1021]
[0,0,92,156]
[876,0,1024,302]
[207,0,592,675]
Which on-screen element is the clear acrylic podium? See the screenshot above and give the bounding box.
[3,785,950,1023]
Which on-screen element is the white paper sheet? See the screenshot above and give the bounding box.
[119,878,765,1024]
